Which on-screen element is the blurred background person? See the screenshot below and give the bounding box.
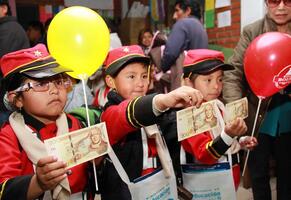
[0,0,29,125]
[161,0,208,73]
[0,0,29,58]
[138,28,153,55]
[26,20,44,47]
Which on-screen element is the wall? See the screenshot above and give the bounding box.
[206,0,241,48]
[241,0,265,30]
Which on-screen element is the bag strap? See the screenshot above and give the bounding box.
[108,124,174,185]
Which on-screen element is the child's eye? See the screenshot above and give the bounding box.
[34,82,48,88]
[142,74,148,79]
[128,75,135,79]
[54,79,63,86]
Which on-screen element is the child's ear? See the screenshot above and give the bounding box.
[8,92,23,109]
[105,75,116,89]
[183,78,194,87]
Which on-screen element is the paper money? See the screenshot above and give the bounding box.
[177,100,219,141]
[224,97,248,123]
[44,123,110,168]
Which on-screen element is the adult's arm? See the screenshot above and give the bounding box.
[223,26,257,103]
[161,21,188,72]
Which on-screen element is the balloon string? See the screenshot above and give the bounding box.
[242,98,262,177]
[81,77,99,191]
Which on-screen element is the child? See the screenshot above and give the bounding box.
[181,49,257,189]
[99,45,204,199]
[0,44,100,200]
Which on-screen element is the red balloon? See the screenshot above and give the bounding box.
[244,32,291,98]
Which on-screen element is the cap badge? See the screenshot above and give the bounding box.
[34,50,42,57]
[123,47,129,53]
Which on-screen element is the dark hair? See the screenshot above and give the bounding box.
[104,17,118,33]
[138,28,154,46]
[27,20,45,35]
[44,17,53,31]
[0,0,11,16]
[175,0,202,20]
[3,74,27,92]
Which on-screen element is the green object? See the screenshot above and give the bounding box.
[208,44,234,61]
[205,9,215,28]
[69,106,103,127]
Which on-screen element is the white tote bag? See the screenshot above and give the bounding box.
[108,127,178,200]
[181,157,236,200]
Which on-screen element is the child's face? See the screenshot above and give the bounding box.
[185,70,223,101]
[142,32,153,47]
[16,76,68,124]
[111,62,149,100]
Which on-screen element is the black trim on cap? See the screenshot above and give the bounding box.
[105,56,150,76]
[183,59,234,78]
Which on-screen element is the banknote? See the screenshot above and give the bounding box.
[177,100,219,141]
[224,97,248,123]
[44,122,110,168]
[177,106,195,141]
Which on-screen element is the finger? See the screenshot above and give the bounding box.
[192,91,203,107]
[45,167,68,181]
[37,156,58,167]
[41,161,67,174]
[42,173,68,190]
[177,91,192,106]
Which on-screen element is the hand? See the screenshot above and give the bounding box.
[154,86,203,111]
[239,136,258,150]
[224,118,247,138]
[35,156,68,191]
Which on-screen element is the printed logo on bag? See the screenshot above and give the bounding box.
[273,65,291,89]
[145,183,174,200]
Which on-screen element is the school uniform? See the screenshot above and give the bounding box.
[0,112,92,200]
[99,91,160,199]
[181,49,241,189]
[0,44,97,200]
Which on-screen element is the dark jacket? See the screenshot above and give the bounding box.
[0,16,29,58]
[161,16,208,72]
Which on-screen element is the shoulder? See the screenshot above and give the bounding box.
[0,122,19,146]
[242,18,266,38]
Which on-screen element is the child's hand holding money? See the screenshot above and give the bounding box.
[224,118,247,138]
[35,156,68,191]
[239,136,258,150]
[154,86,203,111]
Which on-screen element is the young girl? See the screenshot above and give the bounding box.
[0,44,100,200]
[99,45,204,199]
[181,49,257,190]
[138,28,153,55]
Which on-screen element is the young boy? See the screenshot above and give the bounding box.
[99,45,204,199]
[181,49,257,189]
[0,44,100,200]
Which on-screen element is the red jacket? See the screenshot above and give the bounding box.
[0,113,89,200]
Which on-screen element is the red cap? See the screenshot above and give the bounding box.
[0,44,71,79]
[103,45,150,76]
[183,49,234,78]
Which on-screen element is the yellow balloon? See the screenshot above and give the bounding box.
[47,6,110,79]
